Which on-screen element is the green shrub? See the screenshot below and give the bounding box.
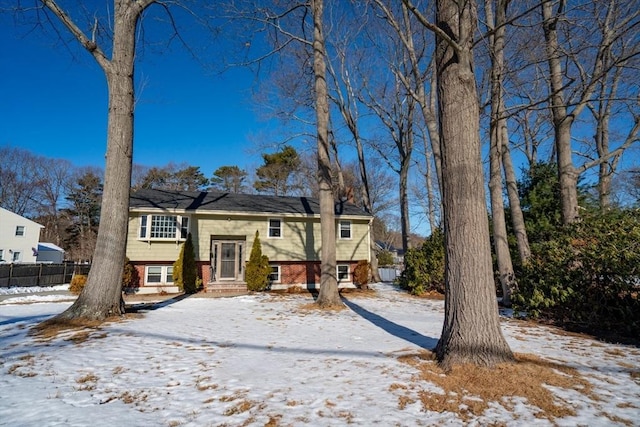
[398,229,445,295]
[513,209,640,337]
[69,274,87,295]
[353,260,371,289]
[173,233,198,293]
[377,250,395,267]
[246,231,271,291]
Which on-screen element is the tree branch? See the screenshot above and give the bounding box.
[40,0,110,70]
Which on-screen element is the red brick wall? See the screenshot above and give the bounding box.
[276,261,357,286]
[129,260,357,288]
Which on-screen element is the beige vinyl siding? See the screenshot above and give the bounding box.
[336,220,370,261]
[126,215,183,261]
[127,212,371,263]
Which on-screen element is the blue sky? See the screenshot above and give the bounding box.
[0,8,271,176]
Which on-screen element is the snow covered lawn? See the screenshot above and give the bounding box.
[1,283,638,426]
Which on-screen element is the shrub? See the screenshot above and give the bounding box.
[377,250,395,267]
[398,229,445,295]
[69,274,87,295]
[245,231,271,291]
[353,260,371,289]
[122,257,139,288]
[173,233,198,294]
[513,209,640,338]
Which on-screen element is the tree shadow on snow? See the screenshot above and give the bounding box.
[342,297,438,350]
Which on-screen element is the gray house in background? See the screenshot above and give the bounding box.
[36,242,65,263]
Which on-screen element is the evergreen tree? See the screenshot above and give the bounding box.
[63,170,103,262]
[173,233,198,293]
[210,165,247,193]
[254,145,301,196]
[245,231,271,291]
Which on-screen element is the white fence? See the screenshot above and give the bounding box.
[378,267,401,282]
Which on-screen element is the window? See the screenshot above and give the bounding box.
[138,215,189,240]
[12,251,22,262]
[145,266,174,285]
[268,219,282,238]
[180,217,189,239]
[139,215,147,238]
[339,221,351,239]
[337,264,350,282]
[15,226,25,237]
[269,265,280,283]
[0,249,4,262]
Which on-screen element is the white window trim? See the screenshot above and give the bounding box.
[138,214,190,241]
[269,265,281,283]
[15,226,25,237]
[144,265,174,285]
[268,218,283,239]
[12,251,22,263]
[337,264,351,282]
[338,220,352,240]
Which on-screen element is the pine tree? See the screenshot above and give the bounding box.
[246,231,271,291]
[174,233,198,293]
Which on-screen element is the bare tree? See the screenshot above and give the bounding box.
[484,0,517,306]
[540,0,640,223]
[0,145,44,217]
[311,0,341,308]
[404,0,514,369]
[36,0,159,322]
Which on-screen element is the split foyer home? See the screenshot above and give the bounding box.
[0,207,43,263]
[126,189,373,294]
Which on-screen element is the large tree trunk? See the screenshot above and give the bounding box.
[541,1,579,224]
[46,0,150,321]
[434,0,514,369]
[311,0,341,308]
[486,0,516,306]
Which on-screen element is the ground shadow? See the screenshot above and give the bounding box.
[342,297,438,350]
[125,293,192,313]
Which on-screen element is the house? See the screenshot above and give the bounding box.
[375,241,405,266]
[0,207,43,263]
[126,189,373,294]
[36,242,66,263]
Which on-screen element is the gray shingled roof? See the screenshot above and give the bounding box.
[130,189,371,217]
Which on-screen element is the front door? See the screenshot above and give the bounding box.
[211,238,245,282]
[220,242,236,279]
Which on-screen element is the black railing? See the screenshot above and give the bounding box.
[0,263,91,288]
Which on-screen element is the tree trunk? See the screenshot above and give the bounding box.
[49,1,147,321]
[502,142,531,262]
[399,125,413,252]
[541,1,580,224]
[311,0,341,308]
[486,0,516,306]
[434,0,514,369]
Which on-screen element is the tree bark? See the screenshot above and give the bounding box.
[44,0,153,321]
[433,0,514,369]
[486,0,516,306]
[541,1,579,224]
[311,0,341,308]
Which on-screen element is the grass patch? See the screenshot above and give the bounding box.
[395,351,595,422]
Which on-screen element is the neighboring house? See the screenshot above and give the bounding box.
[36,242,65,263]
[375,241,405,266]
[126,189,373,294]
[0,207,43,263]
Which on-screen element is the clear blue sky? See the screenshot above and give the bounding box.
[0,8,270,176]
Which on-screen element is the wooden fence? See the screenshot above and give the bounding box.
[0,263,91,288]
